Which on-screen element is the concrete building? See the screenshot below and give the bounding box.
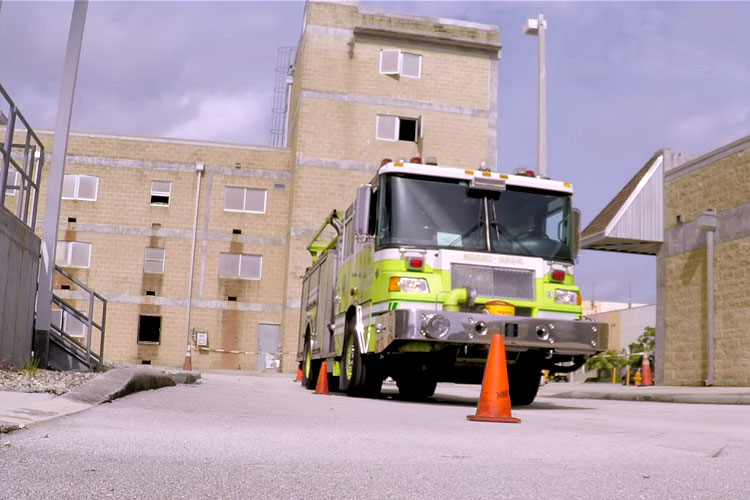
[582,136,750,386]
[3,1,500,372]
[583,303,654,352]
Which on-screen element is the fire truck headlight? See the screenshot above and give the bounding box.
[422,314,450,339]
[554,289,579,305]
[389,277,429,294]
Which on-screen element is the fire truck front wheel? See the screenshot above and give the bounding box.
[340,321,382,397]
[396,375,437,400]
[508,353,543,406]
[302,337,318,390]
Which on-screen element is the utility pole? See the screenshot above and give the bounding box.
[35,0,88,364]
[524,13,548,178]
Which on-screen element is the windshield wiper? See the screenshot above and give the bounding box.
[447,220,484,247]
[489,203,535,257]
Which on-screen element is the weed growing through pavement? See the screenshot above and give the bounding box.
[19,357,40,378]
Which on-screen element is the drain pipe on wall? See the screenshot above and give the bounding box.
[697,209,717,386]
[183,162,204,371]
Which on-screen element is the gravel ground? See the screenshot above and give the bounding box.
[0,368,97,396]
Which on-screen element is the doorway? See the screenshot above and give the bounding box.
[257,323,281,372]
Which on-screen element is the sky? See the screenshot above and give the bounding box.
[1,0,749,305]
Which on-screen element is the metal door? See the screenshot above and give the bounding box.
[257,323,281,372]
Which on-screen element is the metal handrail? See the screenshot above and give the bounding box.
[55,265,108,303]
[0,83,45,230]
[49,320,101,365]
[51,265,107,370]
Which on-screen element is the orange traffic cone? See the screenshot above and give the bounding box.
[641,355,653,386]
[182,346,192,371]
[314,362,330,395]
[295,368,302,383]
[467,334,520,423]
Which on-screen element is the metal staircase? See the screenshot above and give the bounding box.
[47,266,107,371]
[1,81,108,372]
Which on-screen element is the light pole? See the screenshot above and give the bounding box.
[524,13,548,178]
[36,0,88,364]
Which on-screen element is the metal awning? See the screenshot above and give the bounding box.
[581,152,664,255]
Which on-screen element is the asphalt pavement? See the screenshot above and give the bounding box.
[2,366,749,435]
[3,372,749,500]
[538,381,750,405]
[0,367,199,433]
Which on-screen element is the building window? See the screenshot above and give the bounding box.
[55,241,92,269]
[379,49,421,78]
[376,114,423,142]
[62,174,98,201]
[143,247,166,273]
[218,253,262,280]
[4,170,19,196]
[224,186,266,213]
[137,315,161,344]
[150,181,171,206]
[51,309,87,338]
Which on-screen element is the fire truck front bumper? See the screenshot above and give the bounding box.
[372,309,608,356]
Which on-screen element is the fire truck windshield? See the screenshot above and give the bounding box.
[376,174,573,261]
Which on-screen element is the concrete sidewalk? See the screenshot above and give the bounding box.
[538,381,750,405]
[0,367,200,433]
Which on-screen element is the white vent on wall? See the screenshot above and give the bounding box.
[62,174,98,201]
[379,49,421,78]
[218,253,262,280]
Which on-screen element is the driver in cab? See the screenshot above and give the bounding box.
[515,212,540,237]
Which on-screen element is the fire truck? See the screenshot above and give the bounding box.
[297,158,607,404]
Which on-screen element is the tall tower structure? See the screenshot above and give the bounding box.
[279,0,501,370]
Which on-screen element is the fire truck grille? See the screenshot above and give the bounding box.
[451,264,535,301]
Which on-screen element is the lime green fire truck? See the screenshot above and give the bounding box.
[297,158,608,404]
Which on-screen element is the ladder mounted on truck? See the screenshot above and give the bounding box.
[307,209,342,264]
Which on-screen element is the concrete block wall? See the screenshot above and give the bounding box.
[0,207,40,367]
[663,146,750,385]
[30,131,292,368]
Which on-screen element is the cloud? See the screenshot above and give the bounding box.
[164,89,273,144]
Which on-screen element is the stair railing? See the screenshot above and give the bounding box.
[51,265,107,370]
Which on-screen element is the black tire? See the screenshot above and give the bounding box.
[508,359,542,406]
[396,375,437,400]
[340,319,382,397]
[301,337,319,390]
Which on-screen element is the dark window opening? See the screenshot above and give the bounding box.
[152,223,161,229]
[227,296,238,302]
[138,315,161,343]
[61,285,71,290]
[273,183,286,190]
[398,118,417,141]
[67,217,77,223]
[141,360,151,365]
[232,229,242,235]
[146,290,156,296]
[151,195,170,205]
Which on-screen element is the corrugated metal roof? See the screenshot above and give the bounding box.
[581,151,664,255]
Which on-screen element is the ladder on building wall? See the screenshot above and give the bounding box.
[46,266,107,371]
[269,46,296,148]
